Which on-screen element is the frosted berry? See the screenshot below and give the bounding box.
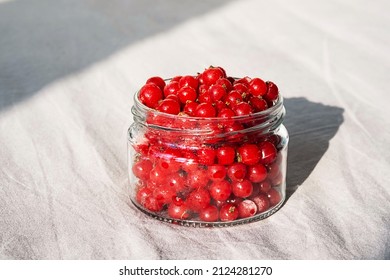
[187,188,211,212]
[219,203,239,221]
[252,194,270,213]
[238,200,257,218]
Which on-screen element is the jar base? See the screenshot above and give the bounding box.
[130,197,285,228]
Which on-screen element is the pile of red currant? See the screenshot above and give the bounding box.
[131,66,284,224]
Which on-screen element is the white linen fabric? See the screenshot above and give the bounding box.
[1,0,389,259]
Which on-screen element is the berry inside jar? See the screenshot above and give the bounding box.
[128,66,288,226]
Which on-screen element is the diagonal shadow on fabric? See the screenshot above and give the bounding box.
[283,97,344,199]
[0,0,235,110]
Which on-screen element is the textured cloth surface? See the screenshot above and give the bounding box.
[1,0,389,259]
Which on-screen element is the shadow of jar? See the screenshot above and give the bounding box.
[283,97,344,199]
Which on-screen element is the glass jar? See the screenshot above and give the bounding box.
[128,83,288,227]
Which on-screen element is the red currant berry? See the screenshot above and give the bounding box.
[214,100,228,113]
[234,76,251,86]
[216,146,235,165]
[247,163,267,183]
[144,195,164,212]
[186,168,209,189]
[218,108,235,127]
[252,194,270,213]
[209,180,232,201]
[179,75,198,89]
[134,142,149,156]
[153,185,176,205]
[216,66,227,78]
[219,203,239,221]
[258,179,272,193]
[181,152,199,173]
[237,143,260,165]
[265,81,279,102]
[132,158,153,181]
[238,200,258,218]
[227,163,247,181]
[178,86,197,104]
[233,102,253,116]
[267,134,282,149]
[249,183,260,198]
[146,76,166,91]
[224,121,245,142]
[149,167,166,185]
[271,172,283,186]
[136,186,152,206]
[218,107,235,119]
[183,101,199,116]
[156,148,182,173]
[248,78,267,97]
[166,173,186,193]
[208,165,227,182]
[194,103,216,118]
[258,141,277,164]
[187,188,211,212]
[248,96,268,112]
[267,188,282,206]
[139,83,163,109]
[198,84,208,95]
[232,179,253,198]
[199,205,219,222]
[198,91,213,104]
[232,83,248,94]
[267,162,280,181]
[213,199,227,208]
[163,81,180,97]
[156,98,180,115]
[208,84,227,102]
[168,200,190,220]
[171,76,182,83]
[197,146,216,166]
[165,94,180,103]
[224,90,243,108]
[201,67,225,86]
[216,78,233,92]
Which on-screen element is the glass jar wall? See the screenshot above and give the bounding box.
[128,84,288,227]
